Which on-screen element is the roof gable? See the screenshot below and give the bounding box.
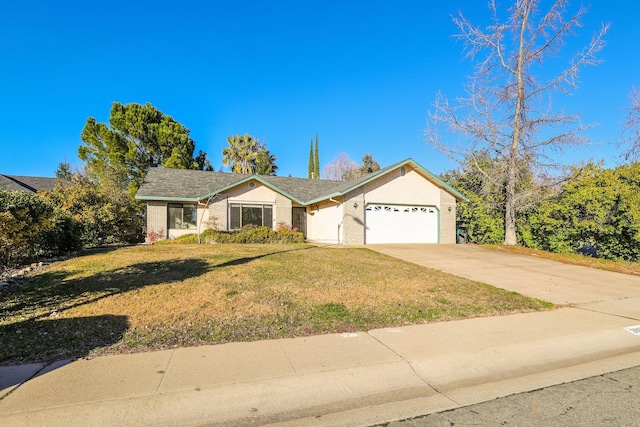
[305,159,469,203]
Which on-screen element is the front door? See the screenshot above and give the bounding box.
[292,207,307,238]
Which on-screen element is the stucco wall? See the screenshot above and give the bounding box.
[307,200,343,243]
[363,167,441,205]
[226,180,278,203]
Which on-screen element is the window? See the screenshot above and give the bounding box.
[230,204,273,229]
[168,203,197,230]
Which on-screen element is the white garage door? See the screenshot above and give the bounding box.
[365,204,438,244]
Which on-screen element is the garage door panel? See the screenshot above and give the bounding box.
[365,204,438,244]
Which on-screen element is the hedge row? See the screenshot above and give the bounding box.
[159,226,305,245]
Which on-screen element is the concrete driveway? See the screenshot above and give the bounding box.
[368,244,640,306]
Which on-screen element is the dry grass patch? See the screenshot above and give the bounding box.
[0,244,553,365]
[484,245,640,276]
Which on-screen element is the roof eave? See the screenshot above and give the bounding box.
[135,195,200,202]
[303,192,343,205]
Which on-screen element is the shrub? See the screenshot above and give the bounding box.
[41,172,144,247]
[202,226,304,244]
[41,210,83,254]
[155,226,304,245]
[145,228,165,243]
[0,190,82,268]
[524,162,640,262]
[276,221,294,232]
[173,234,200,244]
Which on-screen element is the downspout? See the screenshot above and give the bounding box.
[329,197,342,244]
[197,193,221,244]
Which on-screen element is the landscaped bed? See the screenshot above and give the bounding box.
[0,244,553,365]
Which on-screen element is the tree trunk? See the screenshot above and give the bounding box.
[503,3,530,246]
[504,170,518,245]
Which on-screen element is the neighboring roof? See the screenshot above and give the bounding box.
[135,159,468,204]
[0,175,57,193]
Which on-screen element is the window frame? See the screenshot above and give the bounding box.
[229,203,273,229]
[167,203,198,230]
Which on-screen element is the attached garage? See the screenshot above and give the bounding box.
[365,204,439,244]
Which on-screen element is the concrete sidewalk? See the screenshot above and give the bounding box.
[1,245,639,426]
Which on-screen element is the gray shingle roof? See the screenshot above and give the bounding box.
[0,175,57,193]
[135,168,345,204]
[135,168,249,200]
[135,159,468,204]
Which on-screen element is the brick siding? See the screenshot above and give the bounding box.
[146,201,167,242]
[342,189,365,244]
[439,189,456,243]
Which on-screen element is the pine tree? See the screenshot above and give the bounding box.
[308,139,314,178]
[314,133,320,179]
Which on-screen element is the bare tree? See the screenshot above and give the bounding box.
[323,153,359,181]
[426,0,608,245]
[621,87,640,160]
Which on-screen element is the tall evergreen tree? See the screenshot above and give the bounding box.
[308,139,314,178]
[314,133,320,179]
[78,102,210,198]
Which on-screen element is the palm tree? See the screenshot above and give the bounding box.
[222,134,259,174]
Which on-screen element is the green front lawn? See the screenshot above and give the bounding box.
[0,244,553,365]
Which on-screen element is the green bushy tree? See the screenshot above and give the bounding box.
[0,190,81,268]
[79,102,211,198]
[42,170,143,246]
[526,162,640,261]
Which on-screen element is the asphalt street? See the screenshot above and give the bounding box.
[380,365,640,426]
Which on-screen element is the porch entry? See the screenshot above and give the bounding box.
[291,207,307,238]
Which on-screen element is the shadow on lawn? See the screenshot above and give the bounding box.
[2,258,212,318]
[0,258,211,365]
[213,245,316,268]
[0,314,129,367]
[0,246,313,366]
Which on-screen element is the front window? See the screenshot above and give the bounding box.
[230,204,273,229]
[168,203,197,230]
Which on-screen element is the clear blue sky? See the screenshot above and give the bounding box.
[1,0,638,178]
